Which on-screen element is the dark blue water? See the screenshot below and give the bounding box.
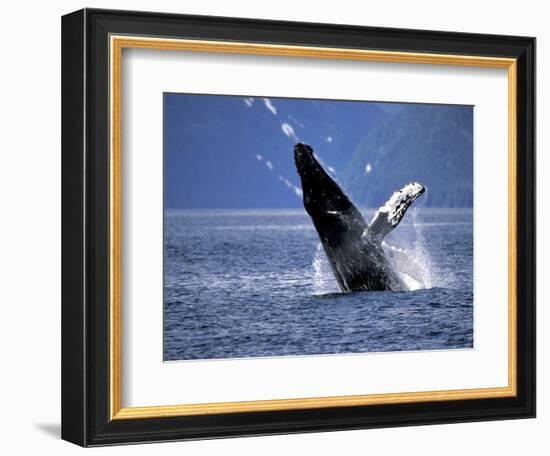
[164,208,473,361]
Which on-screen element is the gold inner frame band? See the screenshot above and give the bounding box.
[109,35,518,420]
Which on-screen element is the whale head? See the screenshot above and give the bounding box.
[294,143,355,217]
[294,143,323,182]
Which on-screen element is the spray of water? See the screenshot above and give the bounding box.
[410,208,459,289]
[312,243,339,295]
[310,209,443,294]
[388,208,456,290]
[407,209,433,289]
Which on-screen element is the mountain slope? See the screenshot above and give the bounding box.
[340,105,473,208]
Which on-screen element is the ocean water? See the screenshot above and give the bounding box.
[164,208,473,361]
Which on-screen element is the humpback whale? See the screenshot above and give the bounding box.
[294,143,425,292]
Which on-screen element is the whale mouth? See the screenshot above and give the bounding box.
[381,182,426,227]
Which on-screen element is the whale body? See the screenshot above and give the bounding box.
[294,143,425,292]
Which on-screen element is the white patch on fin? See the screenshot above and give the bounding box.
[364,182,425,243]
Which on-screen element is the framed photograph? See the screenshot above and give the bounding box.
[61,8,535,447]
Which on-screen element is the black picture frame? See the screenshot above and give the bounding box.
[62,8,535,447]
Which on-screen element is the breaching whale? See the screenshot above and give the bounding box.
[294,143,425,292]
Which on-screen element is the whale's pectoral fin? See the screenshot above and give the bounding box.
[363,182,425,244]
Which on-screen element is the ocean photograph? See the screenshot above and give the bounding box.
[163,94,473,361]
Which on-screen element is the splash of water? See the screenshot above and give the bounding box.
[388,208,457,290]
[382,209,434,290]
[412,208,460,289]
[312,243,339,295]
[310,209,446,293]
[408,209,433,289]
